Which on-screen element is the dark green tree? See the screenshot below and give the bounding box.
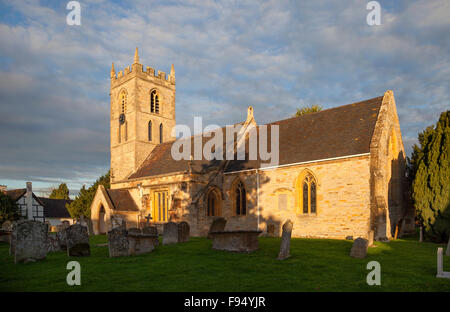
[294,104,323,117]
[0,192,21,224]
[66,171,110,219]
[410,111,450,242]
[49,183,70,200]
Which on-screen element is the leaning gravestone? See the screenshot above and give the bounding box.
[446,239,450,256]
[107,227,129,257]
[350,237,369,259]
[14,220,48,264]
[277,219,293,260]
[177,222,190,243]
[207,217,227,239]
[65,224,90,257]
[163,222,179,245]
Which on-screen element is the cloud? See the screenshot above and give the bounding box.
[0,0,448,193]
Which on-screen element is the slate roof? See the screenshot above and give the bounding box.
[128,96,383,179]
[38,197,72,218]
[105,188,140,212]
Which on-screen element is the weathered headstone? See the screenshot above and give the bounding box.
[143,226,159,246]
[14,220,48,264]
[110,216,126,230]
[46,234,61,252]
[446,239,450,257]
[349,237,369,259]
[277,219,293,260]
[127,228,156,255]
[177,222,190,243]
[2,220,12,231]
[9,222,17,255]
[437,247,450,279]
[107,227,129,257]
[207,217,227,239]
[57,227,68,249]
[163,222,178,245]
[65,224,90,257]
[368,230,374,247]
[86,218,94,236]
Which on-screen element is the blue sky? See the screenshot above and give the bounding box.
[0,0,449,196]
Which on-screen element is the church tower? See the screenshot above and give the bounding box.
[110,48,176,182]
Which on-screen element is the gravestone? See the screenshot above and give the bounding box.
[437,247,450,279]
[207,217,227,239]
[349,237,369,259]
[143,226,159,246]
[277,219,293,260]
[46,235,61,252]
[127,228,156,255]
[14,220,48,264]
[9,222,17,255]
[163,222,178,245]
[110,216,126,230]
[57,227,68,249]
[177,222,190,243]
[446,239,450,257]
[65,224,90,257]
[368,230,374,247]
[84,218,94,236]
[107,227,129,257]
[2,220,12,232]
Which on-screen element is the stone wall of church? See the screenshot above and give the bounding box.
[255,155,372,239]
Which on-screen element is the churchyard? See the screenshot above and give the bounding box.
[1,232,449,292]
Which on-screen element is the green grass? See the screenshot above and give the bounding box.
[0,235,449,291]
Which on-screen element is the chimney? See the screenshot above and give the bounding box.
[26,182,33,220]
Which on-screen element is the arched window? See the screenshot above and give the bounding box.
[148,121,152,141]
[150,90,159,113]
[159,123,163,143]
[233,180,246,216]
[299,173,317,214]
[207,188,221,216]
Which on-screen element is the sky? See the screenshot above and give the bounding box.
[0,0,448,197]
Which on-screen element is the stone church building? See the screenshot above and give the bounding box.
[90,48,415,241]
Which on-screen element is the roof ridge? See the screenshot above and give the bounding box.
[265,95,384,126]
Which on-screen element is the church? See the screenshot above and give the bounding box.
[90,48,415,241]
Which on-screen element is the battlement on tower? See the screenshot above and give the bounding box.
[110,48,175,87]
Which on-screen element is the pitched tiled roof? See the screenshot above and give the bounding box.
[38,197,72,218]
[5,189,26,201]
[128,96,383,179]
[105,189,139,212]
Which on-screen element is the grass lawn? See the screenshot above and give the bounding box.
[0,235,449,292]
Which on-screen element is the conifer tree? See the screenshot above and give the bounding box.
[410,111,450,242]
[66,171,110,219]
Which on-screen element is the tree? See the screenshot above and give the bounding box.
[409,111,450,242]
[66,171,110,219]
[294,104,323,117]
[49,183,70,200]
[0,192,21,224]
